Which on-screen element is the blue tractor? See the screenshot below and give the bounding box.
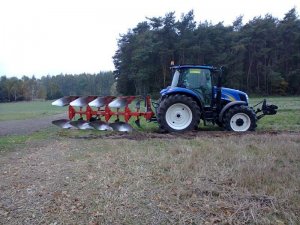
[156,65,278,132]
[51,65,278,133]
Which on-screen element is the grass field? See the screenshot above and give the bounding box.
[249,96,300,131]
[0,100,65,121]
[0,96,299,224]
[0,96,299,130]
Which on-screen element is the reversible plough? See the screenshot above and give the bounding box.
[52,95,156,132]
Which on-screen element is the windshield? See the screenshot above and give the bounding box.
[171,70,180,87]
[172,68,212,106]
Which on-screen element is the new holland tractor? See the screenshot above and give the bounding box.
[52,65,278,132]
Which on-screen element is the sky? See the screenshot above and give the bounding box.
[0,0,299,78]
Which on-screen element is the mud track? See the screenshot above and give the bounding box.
[0,114,65,136]
[62,129,300,141]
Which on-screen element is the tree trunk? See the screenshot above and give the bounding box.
[247,56,253,92]
[162,64,167,87]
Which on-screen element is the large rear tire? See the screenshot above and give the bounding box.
[224,105,257,132]
[157,94,201,132]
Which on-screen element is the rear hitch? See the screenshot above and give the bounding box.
[253,99,278,120]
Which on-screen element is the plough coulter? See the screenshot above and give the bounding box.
[52,65,277,132]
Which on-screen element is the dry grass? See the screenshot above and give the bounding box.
[0,132,299,224]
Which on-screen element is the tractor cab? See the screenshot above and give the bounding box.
[162,65,250,109]
[161,65,217,108]
[172,67,213,106]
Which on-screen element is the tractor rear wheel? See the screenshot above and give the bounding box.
[157,94,200,132]
[224,105,257,132]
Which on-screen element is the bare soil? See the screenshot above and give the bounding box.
[0,116,299,224]
[61,128,298,141]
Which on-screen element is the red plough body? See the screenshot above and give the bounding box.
[67,95,155,123]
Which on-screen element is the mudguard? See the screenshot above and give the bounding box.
[160,87,204,106]
[218,101,247,122]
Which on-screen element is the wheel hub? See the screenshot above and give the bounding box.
[165,103,193,130]
[230,113,251,132]
[236,118,244,126]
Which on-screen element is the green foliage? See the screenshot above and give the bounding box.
[41,72,115,100]
[0,72,115,102]
[114,8,300,96]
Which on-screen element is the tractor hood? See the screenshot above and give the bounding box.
[214,87,249,103]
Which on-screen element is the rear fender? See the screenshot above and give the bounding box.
[218,101,247,122]
[161,87,203,109]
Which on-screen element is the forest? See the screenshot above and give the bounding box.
[0,72,114,102]
[0,8,299,102]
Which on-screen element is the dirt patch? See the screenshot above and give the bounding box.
[60,129,300,141]
[0,114,65,136]
[0,132,299,224]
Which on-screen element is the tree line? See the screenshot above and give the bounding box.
[0,72,114,102]
[113,8,300,96]
[1,8,299,102]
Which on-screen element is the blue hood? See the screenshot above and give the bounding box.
[214,87,248,103]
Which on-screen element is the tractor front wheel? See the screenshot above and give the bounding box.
[224,105,257,132]
[157,94,200,132]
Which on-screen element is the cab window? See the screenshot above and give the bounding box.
[179,68,212,106]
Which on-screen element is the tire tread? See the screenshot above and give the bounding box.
[157,94,201,132]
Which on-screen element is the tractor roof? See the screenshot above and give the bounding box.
[170,65,217,70]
